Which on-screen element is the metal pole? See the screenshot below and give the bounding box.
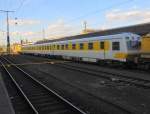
[42,28,45,40]
[84,21,87,32]
[0,10,14,54]
[6,11,10,53]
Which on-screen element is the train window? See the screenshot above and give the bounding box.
[65,44,68,49]
[88,43,93,50]
[126,37,130,40]
[61,45,64,50]
[47,46,49,50]
[80,43,84,50]
[49,45,51,50]
[127,40,140,50]
[72,44,76,50]
[57,45,60,50]
[53,45,55,49]
[112,42,120,50]
[100,41,104,49]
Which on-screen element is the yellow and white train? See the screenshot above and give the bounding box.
[139,34,150,66]
[22,32,141,64]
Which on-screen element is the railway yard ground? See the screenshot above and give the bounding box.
[0,54,150,114]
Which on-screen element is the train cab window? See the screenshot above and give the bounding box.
[80,43,84,50]
[72,44,76,50]
[112,42,120,50]
[88,43,93,50]
[65,44,68,50]
[100,41,104,49]
[127,40,141,50]
[61,45,64,50]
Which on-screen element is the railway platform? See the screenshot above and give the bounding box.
[0,71,15,114]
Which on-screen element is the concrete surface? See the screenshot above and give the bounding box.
[0,71,15,114]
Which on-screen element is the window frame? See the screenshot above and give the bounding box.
[65,44,68,50]
[72,44,76,50]
[79,43,84,50]
[88,42,93,50]
[57,45,60,50]
[112,42,120,51]
[100,41,105,49]
[61,45,64,50]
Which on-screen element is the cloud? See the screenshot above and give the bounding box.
[100,9,150,30]
[46,19,80,39]
[106,9,150,22]
[9,19,41,26]
[10,31,36,36]
[9,19,80,43]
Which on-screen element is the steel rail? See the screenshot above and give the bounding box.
[0,60,38,114]
[54,63,150,89]
[1,56,87,114]
[4,56,134,114]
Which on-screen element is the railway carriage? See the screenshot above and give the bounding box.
[138,34,150,68]
[22,33,141,64]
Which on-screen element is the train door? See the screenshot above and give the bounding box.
[102,40,111,60]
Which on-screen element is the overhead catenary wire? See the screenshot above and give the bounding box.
[44,0,135,39]
[67,0,134,23]
[1,0,135,43]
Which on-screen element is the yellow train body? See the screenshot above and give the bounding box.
[140,35,150,59]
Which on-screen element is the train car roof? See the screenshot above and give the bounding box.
[35,22,150,45]
[23,32,139,47]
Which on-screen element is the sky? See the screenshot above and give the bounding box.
[0,0,150,45]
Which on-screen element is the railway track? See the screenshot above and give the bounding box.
[54,62,150,89]
[0,56,86,114]
[5,55,138,114]
[0,65,36,114]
